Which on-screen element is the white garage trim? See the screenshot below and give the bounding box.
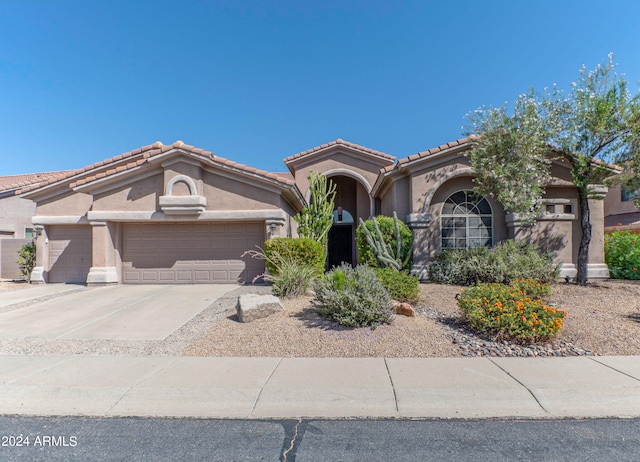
[87,209,287,224]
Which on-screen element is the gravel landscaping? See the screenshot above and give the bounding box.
[183,280,640,358]
[1,279,639,357]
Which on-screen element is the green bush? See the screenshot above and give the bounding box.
[17,242,36,283]
[605,230,640,280]
[356,215,413,271]
[314,264,394,327]
[458,281,565,343]
[374,267,420,304]
[264,237,325,277]
[428,240,560,285]
[243,244,319,298]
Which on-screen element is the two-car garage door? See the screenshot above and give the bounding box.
[121,222,264,284]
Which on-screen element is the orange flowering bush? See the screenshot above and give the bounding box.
[458,281,565,343]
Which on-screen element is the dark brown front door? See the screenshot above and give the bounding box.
[327,224,353,269]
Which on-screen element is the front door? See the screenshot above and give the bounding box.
[327,224,353,269]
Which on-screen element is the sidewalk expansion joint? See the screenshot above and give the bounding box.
[588,356,640,383]
[105,357,179,414]
[383,358,399,414]
[249,357,283,418]
[488,358,552,417]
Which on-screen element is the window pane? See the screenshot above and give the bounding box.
[454,228,466,238]
[442,238,455,249]
[468,216,481,228]
[442,228,453,238]
[455,238,467,248]
[442,217,454,228]
[450,191,466,204]
[453,217,465,227]
[477,198,491,215]
[442,202,456,214]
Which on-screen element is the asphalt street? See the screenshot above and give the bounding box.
[1,416,639,461]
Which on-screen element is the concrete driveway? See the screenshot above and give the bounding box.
[0,284,238,341]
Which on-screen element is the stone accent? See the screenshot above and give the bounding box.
[390,300,416,317]
[236,294,284,323]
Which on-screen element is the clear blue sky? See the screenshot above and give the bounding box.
[1,0,639,176]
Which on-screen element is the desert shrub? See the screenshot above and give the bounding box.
[243,245,318,298]
[428,240,559,285]
[374,267,420,304]
[356,215,413,271]
[605,230,640,280]
[457,281,565,343]
[509,278,553,300]
[264,237,325,277]
[17,242,36,283]
[314,264,394,327]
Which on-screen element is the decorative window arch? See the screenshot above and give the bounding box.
[332,208,354,224]
[441,190,493,249]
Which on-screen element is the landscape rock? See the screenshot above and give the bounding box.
[396,303,416,317]
[236,294,284,323]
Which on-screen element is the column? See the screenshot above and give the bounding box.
[86,221,118,285]
[586,185,610,280]
[405,213,432,280]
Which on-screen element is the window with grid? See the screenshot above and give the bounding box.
[441,190,493,249]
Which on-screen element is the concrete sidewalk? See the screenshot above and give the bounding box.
[1,355,639,419]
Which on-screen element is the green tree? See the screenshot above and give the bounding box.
[465,54,640,285]
[294,171,337,249]
[17,242,36,283]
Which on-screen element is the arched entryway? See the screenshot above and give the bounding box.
[325,174,372,268]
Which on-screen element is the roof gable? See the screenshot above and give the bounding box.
[283,139,395,174]
[19,141,299,199]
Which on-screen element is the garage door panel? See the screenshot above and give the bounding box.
[122,222,264,284]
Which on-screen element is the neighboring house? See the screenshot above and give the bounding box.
[12,138,611,285]
[604,185,640,232]
[0,171,75,279]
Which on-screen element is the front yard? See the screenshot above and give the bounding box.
[183,280,640,358]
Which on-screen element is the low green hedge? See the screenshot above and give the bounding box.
[373,267,420,304]
[605,230,640,280]
[428,240,560,285]
[263,237,325,277]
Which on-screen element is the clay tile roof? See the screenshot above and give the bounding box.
[0,170,79,193]
[283,139,395,164]
[18,142,164,194]
[394,137,471,168]
[18,140,299,194]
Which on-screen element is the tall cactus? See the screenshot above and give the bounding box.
[358,211,411,271]
[294,171,337,249]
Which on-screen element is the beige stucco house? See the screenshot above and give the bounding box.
[604,185,640,232]
[9,138,610,285]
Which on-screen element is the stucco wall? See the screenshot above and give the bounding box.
[604,185,639,216]
[202,171,281,210]
[0,194,36,238]
[0,238,30,279]
[93,173,163,212]
[292,152,383,198]
[37,190,93,217]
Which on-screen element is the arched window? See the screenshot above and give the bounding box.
[441,190,493,249]
[332,208,354,224]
